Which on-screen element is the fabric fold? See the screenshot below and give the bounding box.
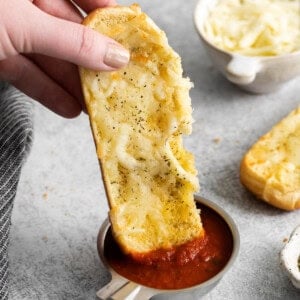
[0,83,33,300]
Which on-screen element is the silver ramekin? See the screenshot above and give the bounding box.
[96,194,240,300]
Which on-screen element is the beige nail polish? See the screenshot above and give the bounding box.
[104,43,130,68]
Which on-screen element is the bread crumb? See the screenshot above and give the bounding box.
[213,137,221,144]
[42,236,48,242]
[283,238,288,243]
[42,192,48,200]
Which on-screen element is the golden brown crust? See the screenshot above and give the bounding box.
[240,107,300,211]
[79,4,203,254]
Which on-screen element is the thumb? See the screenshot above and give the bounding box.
[27,9,130,71]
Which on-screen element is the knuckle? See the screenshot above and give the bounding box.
[0,28,19,60]
[77,27,95,58]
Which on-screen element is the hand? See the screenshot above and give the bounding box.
[0,0,130,118]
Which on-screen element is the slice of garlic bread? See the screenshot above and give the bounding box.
[79,4,203,254]
[240,107,300,211]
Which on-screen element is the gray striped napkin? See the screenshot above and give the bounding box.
[0,82,33,299]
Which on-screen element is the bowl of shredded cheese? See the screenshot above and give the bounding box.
[194,0,300,93]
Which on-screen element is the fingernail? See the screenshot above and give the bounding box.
[104,43,130,68]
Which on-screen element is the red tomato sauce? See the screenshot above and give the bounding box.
[104,203,233,290]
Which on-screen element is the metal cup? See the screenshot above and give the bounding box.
[96,194,240,300]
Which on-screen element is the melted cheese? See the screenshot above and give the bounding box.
[80,5,203,253]
[240,107,300,210]
[202,0,300,56]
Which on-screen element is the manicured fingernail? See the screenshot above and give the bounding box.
[104,43,130,68]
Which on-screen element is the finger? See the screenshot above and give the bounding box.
[0,55,82,118]
[32,0,82,23]
[27,8,129,71]
[28,53,86,111]
[72,0,116,13]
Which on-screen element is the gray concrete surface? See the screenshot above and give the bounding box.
[9,0,300,299]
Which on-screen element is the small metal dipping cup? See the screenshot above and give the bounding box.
[96,195,240,300]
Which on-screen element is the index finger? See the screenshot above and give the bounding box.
[72,0,116,13]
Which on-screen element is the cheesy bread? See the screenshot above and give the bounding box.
[240,107,300,211]
[79,4,203,254]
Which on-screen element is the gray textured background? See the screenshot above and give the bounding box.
[8,0,300,299]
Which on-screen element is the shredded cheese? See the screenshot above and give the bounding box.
[202,0,300,56]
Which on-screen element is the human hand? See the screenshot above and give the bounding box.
[0,0,130,118]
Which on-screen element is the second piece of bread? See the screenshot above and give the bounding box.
[240,107,300,211]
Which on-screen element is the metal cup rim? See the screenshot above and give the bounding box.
[97,194,240,295]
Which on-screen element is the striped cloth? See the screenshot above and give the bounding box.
[0,82,33,299]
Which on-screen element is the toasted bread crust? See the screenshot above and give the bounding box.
[240,107,300,211]
[79,5,203,254]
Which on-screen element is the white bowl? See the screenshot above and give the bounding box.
[194,0,300,94]
[280,225,300,289]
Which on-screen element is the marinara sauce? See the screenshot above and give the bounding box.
[104,203,233,290]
